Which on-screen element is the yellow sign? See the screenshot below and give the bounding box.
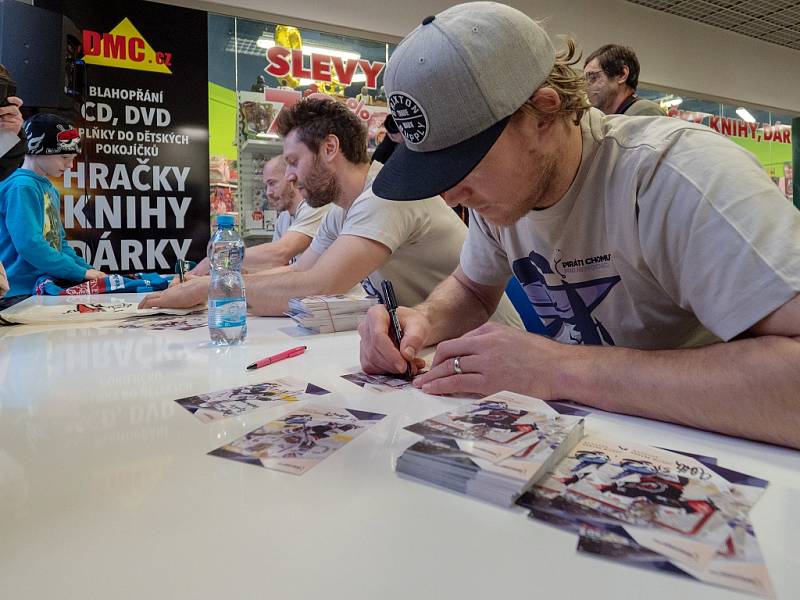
[82,18,173,74]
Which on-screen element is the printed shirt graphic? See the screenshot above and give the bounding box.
[513,250,620,345]
[42,191,62,252]
[459,109,800,350]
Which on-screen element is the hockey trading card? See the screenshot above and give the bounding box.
[116,314,208,331]
[340,369,414,394]
[517,490,623,533]
[175,377,331,423]
[520,446,773,595]
[208,405,386,474]
[678,520,775,598]
[528,437,768,569]
[0,300,196,324]
[577,520,774,598]
[577,521,686,575]
[405,391,584,463]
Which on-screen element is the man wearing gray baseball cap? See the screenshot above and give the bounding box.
[360,2,800,448]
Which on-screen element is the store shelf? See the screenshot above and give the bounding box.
[243,231,274,244]
[241,138,283,154]
[235,92,288,237]
[210,182,238,188]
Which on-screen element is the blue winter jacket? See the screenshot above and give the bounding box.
[0,168,91,297]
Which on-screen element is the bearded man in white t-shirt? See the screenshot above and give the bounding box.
[358,2,800,448]
[140,96,522,330]
[254,155,329,265]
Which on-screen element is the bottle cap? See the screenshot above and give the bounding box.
[216,214,235,228]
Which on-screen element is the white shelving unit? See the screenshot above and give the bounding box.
[236,91,284,244]
[241,138,284,154]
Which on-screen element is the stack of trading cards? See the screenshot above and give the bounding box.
[395,391,585,507]
[286,294,379,333]
[517,437,774,597]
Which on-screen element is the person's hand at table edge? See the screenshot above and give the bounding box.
[358,304,426,376]
[84,269,107,280]
[412,321,563,398]
[188,257,210,277]
[139,276,209,309]
[168,272,198,288]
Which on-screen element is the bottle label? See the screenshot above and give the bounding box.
[208,297,247,328]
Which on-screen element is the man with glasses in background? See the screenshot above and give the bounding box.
[583,44,665,116]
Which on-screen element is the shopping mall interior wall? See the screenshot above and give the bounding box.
[209,82,237,161]
[732,136,792,179]
[168,0,800,114]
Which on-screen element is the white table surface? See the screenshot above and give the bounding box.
[0,293,798,599]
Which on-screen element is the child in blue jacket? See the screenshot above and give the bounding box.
[0,113,104,307]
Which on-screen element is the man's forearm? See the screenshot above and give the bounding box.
[562,335,800,448]
[245,269,347,316]
[244,244,291,272]
[244,233,311,273]
[416,274,495,345]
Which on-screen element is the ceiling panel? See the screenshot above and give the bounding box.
[626,0,800,50]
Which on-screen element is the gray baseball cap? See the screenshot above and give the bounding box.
[373,2,555,201]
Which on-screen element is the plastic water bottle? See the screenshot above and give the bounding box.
[208,214,247,345]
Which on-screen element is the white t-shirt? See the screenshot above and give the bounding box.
[272,200,329,263]
[310,168,523,328]
[461,108,800,349]
[272,210,292,242]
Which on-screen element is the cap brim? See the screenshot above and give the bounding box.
[372,116,511,201]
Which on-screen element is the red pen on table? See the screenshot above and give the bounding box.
[246,345,307,371]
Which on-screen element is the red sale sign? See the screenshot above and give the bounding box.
[264,47,385,89]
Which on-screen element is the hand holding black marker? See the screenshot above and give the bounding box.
[381,279,413,379]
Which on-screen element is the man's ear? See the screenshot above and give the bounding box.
[616,65,630,86]
[529,87,562,131]
[321,134,340,163]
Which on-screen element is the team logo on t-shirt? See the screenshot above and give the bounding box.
[513,251,620,345]
[389,92,428,145]
[43,192,61,251]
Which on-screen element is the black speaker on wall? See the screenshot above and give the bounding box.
[0,0,83,111]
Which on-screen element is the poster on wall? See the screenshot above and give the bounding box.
[37,0,210,273]
[255,87,389,149]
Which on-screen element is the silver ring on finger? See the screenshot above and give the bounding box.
[453,356,464,375]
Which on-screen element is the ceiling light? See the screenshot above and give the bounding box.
[660,96,683,108]
[736,107,756,123]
